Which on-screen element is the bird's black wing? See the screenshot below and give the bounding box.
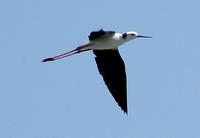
[93,50,127,113]
[89,29,115,41]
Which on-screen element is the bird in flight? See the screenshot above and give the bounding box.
[42,29,151,114]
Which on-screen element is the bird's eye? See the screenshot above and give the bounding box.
[122,33,127,39]
[131,34,135,36]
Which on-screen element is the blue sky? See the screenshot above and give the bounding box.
[1,0,200,138]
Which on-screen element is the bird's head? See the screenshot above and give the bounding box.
[122,31,152,41]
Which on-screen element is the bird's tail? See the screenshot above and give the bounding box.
[76,42,93,51]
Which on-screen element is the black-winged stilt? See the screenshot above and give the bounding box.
[42,29,151,114]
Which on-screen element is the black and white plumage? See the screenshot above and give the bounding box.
[42,29,151,114]
[89,29,115,41]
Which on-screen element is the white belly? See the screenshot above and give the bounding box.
[91,34,125,50]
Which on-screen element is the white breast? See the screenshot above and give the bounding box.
[91,33,126,50]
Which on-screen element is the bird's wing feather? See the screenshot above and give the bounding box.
[93,50,127,113]
[89,29,115,41]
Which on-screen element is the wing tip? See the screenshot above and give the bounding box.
[121,106,128,115]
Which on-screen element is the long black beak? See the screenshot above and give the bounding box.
[137,35,152,38]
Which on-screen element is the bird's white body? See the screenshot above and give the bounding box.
[91,33,125,50]
[80,32,139,51]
